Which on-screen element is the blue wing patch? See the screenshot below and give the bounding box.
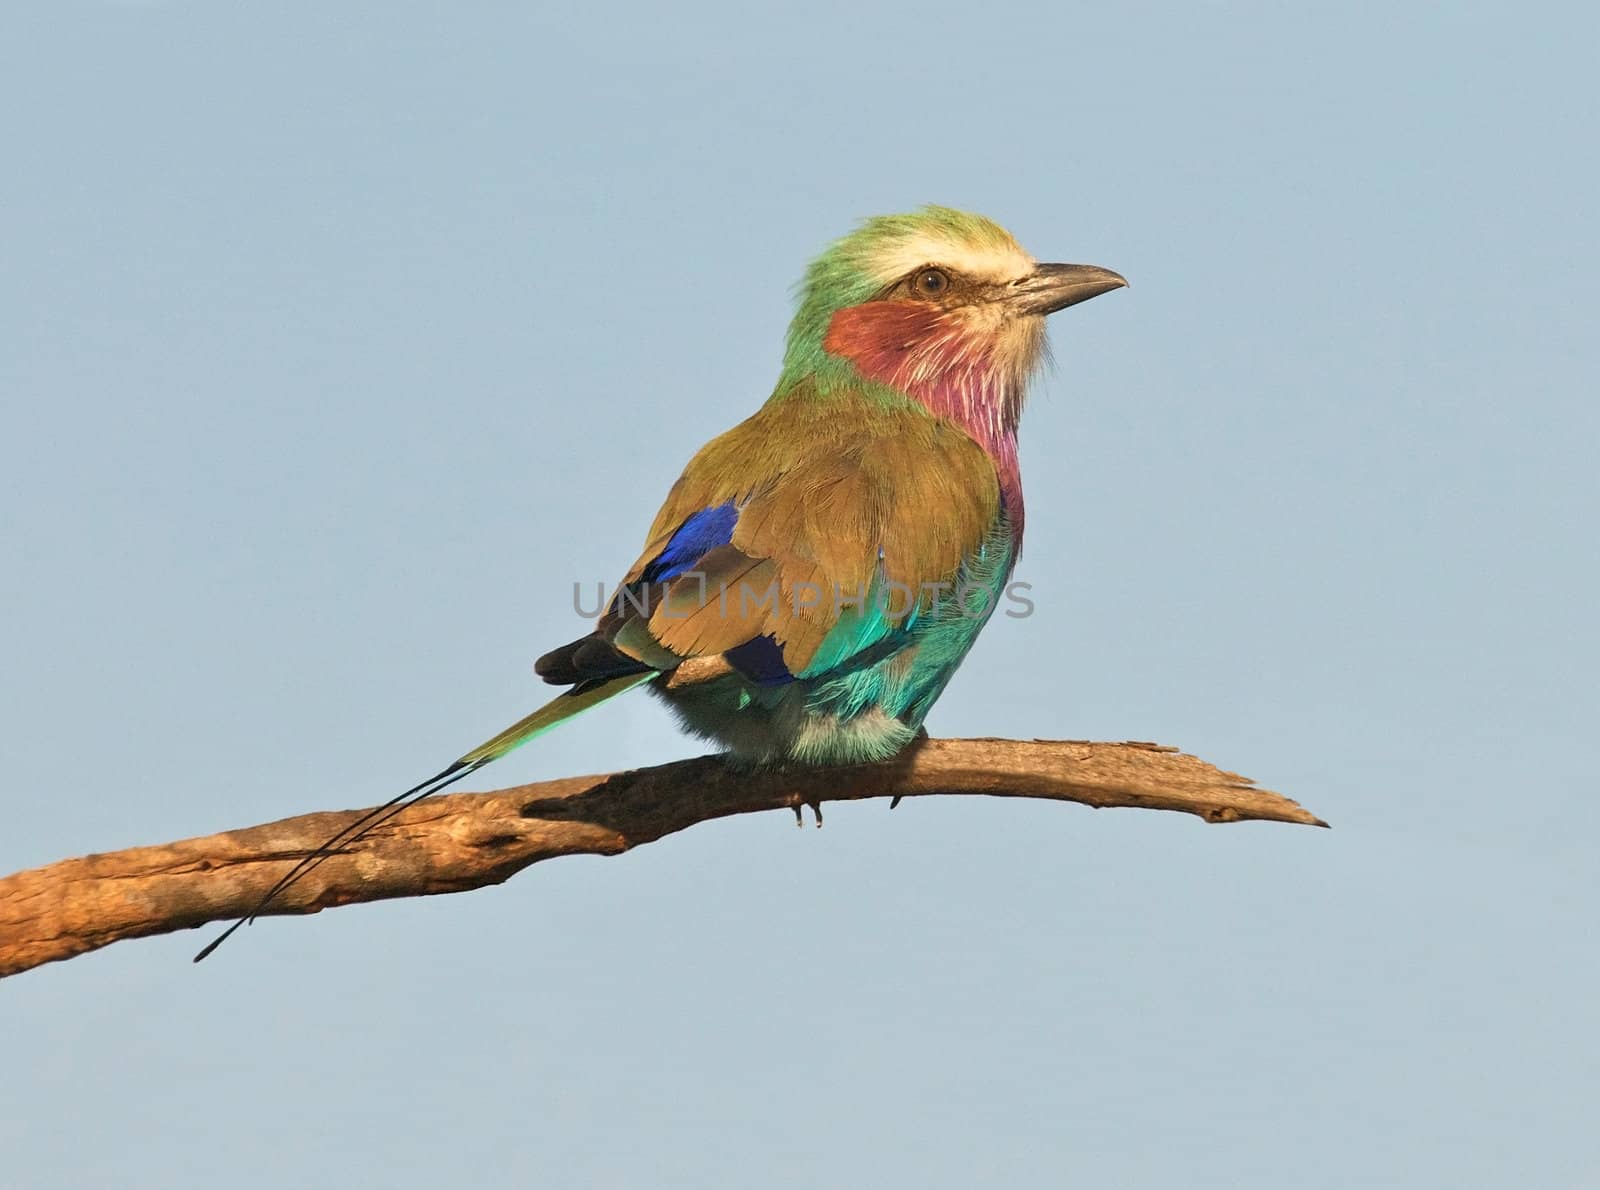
[640,502,739,582]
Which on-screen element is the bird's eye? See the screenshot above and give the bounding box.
[912,268,951,298]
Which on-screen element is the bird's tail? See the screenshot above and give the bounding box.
[193,671,657,962]
[456,672,657,766]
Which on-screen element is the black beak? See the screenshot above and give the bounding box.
[1009,263,1128,315]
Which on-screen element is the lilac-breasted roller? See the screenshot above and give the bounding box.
[197,207,1124,958]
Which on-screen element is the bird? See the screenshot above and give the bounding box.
[194,206,1125,960]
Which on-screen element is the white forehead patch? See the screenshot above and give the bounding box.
[866,230,1036,287]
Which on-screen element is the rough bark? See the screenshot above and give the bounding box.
[0,737,1325,978]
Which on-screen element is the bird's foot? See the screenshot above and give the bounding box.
[790,794,823,828]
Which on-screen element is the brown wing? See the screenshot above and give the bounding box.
[613,387,1003,676]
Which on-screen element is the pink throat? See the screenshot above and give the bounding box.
[824,303,1024,541]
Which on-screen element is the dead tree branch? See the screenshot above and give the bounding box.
[0,737,1325,978]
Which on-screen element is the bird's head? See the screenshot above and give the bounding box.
[779,207,1125,429]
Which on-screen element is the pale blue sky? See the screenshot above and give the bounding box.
[3,3,1596,1187]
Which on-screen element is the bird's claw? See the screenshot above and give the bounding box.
[790,796,824,828]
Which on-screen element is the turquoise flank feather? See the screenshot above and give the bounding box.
[817,521,1016,733]
[796,569,900,680]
